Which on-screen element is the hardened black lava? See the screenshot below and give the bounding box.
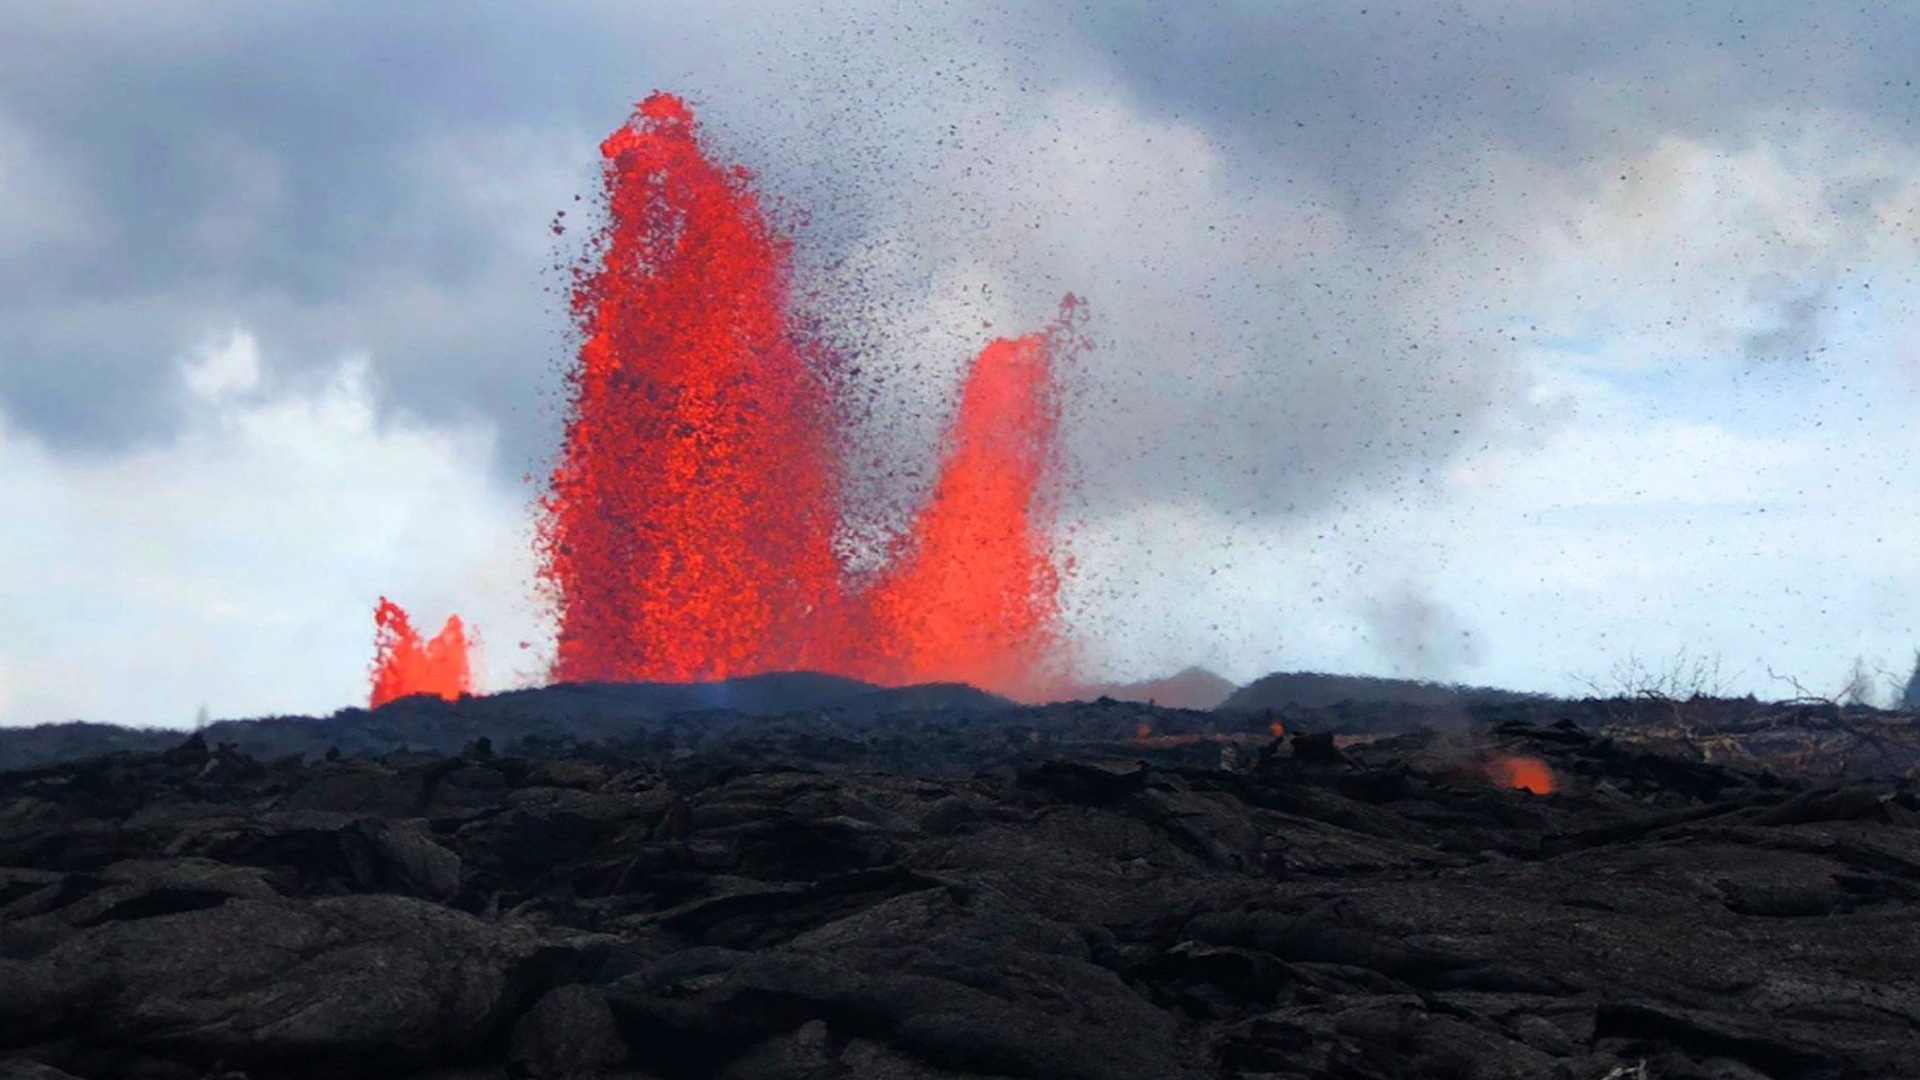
[2,676,1918,1079]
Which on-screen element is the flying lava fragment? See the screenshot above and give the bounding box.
[369,597,473,707]
[535,92,1076,697]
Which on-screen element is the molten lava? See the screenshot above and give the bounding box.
[1487,753,1555,795]
[369,597,473,707]
[536,93,1075,697]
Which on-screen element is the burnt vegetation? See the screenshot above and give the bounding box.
[2,675,1920,1079]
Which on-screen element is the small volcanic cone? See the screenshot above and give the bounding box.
[369,597,473,707]
[1487,753,1555,795]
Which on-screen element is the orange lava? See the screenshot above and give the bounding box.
[536,93,1074,697]
[1487,753,1555,795]
[369,597,473,707]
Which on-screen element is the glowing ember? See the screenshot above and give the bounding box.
[1487,754,1555,795]
[369,597,473,707]
[536,93,1075,696]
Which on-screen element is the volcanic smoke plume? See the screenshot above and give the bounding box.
[528,93,1076,698]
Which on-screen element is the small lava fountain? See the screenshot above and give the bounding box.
[855,309,1083,698]
[368,597,472,707]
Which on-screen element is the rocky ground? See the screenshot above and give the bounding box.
[3,694,1920,1079]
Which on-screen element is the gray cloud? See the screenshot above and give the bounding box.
[5,0,1918,517]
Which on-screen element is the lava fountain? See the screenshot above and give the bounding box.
[533,92,1077,696]
[538,92,845,684]
[855,305,1084,697]
[369,597,473,707]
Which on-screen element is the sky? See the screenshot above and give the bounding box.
[4,0,1920,725]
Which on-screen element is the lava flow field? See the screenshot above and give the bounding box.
[3,684,1919,1080]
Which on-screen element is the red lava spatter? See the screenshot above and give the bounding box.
[369,597,473,707]
[538,92,846,684]
[536,93,1077,697]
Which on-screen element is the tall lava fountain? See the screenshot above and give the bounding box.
[538,93,847,684]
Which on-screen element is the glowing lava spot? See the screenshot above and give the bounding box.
[370,597,473,707]
[854,307,1081,698]
[1487,754,1555,795]
[539,92,846,684]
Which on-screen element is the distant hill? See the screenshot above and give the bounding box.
[1219,671,1545,713]
[1073,666,1238,710]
